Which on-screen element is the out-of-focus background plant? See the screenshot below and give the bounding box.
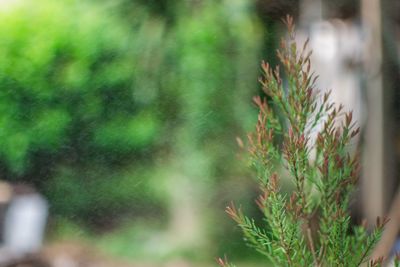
[0,0,265,265]
[0,0,398,266]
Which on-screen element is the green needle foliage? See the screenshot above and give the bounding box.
[219,16,388,267]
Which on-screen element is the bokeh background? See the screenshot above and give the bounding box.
[0,0,398,266]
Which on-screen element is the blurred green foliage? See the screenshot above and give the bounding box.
[0,0,167,221]
[0,0,266,260]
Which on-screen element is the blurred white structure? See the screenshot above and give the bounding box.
[4,194,48,255]
[309,20,365,127]
[0,183,48,263]
[296,18,366,153]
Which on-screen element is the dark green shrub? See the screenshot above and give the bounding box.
[0,0,165,221]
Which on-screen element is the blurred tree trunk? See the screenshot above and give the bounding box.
[164,0,263,253]
[370,0,400,261]
[360,0,396,224]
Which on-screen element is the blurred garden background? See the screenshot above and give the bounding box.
[0,0,398,266]
[0,0,268,265]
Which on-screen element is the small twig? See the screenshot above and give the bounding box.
[307,227,320,267]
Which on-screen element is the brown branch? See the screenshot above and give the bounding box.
[371,189,400,263]
[306,226,320,267]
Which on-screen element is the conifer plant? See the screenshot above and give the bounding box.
[219,16,391,267]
